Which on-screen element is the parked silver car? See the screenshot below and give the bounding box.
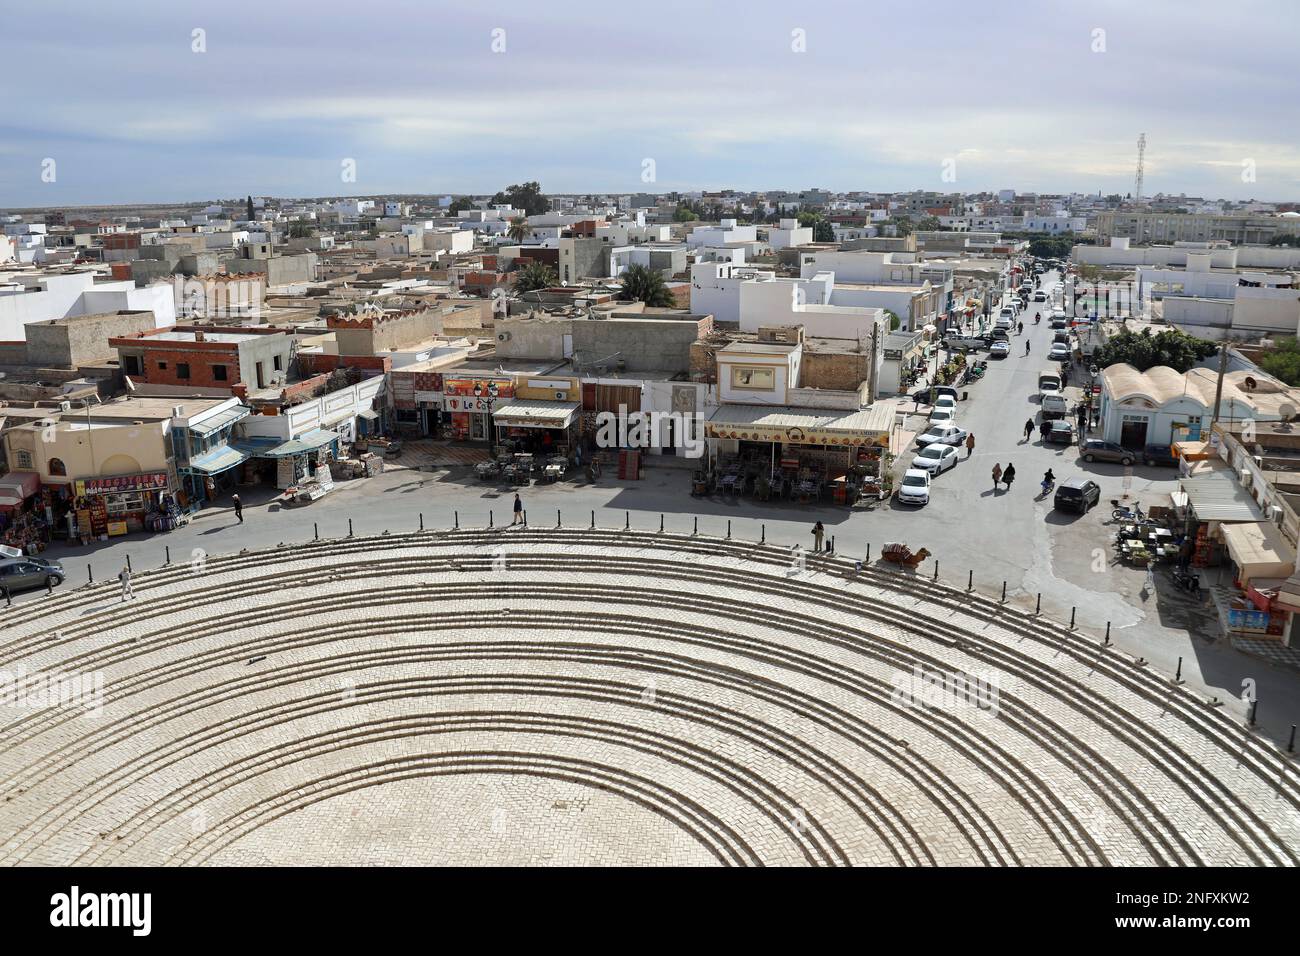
[1080,439,1135,466]
[0,556,65,594]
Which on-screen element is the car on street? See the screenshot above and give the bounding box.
[933,394,957,412]
[1033,291,1047,302]
[897,468,932,506]
[915,423,969,448]
[911,443,959,475]
[1045,420,1074,445]
[1080,439,1135,465]
[998,306,1015,321]
[1040,393,1069,419]
[1048,342,1071,362]
[928,407,956,426]
[1049,312,1068,328]
[990,340,1010,357]
[0,556,65,594]
[1053,477,1101,513]
[1053,330,1073,345]
[1143,443,1178,467]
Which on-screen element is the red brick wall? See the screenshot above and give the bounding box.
[129,346,240,389]
[298,353,392,376]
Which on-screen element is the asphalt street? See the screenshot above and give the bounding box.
[8,268,1297,743]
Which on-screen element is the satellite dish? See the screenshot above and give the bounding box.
[1243,376,1258,391]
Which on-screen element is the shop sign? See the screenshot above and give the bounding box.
[443,377,514,413]
[703,421,887,447]
[78,472,169,496]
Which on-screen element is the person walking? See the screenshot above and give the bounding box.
[512,492,524,526]
[119,564,134,602]
[991,463,1003,490]
[1024,340,1031,356]
[1003,463,1016,490]
[231,492,243,524]
[1023,419,1034,442]
[811,521,825,554]
[965,432,975,458]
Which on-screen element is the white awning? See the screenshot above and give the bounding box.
[1180,474,1264,522]
[1219,521,1295,586]
[492,400,579,429]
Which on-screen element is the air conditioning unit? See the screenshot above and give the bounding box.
[58,401,71,413]
[554,390,567,401]
[1269,505,1285,526]
[498,331,511,342]
[172,405,185,418]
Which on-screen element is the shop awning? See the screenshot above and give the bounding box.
[0,471,40,508]
[1180,474,1264,522]
[232,429,340,459]
[357,409,380,422]
[1219,521,1295,586]
[188,404,250,437]
[492,400,579,429]
[705,403,895,447]
[186,444,249,475]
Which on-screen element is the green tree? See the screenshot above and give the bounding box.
[916,216,941,232]
[513,261,557,294]
[673,204,698,222]
[447,197,475,216]
[491,182,550,217]
[813,219,835,243]
[287,222,313,239]
[619,263,676,307]
[246,195,255,222]
[507,216,528,242]
[1091,327,1217,373]
[1256,338,1300,385]
[883,309,901,331]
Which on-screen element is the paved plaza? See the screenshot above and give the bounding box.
[2,528,1298,866]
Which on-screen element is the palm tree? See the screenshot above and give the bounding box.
[513,261,557,294]
[507,216,528,243]
[619,264,676,307]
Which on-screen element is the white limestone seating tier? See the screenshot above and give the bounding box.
[1,528,1298,866]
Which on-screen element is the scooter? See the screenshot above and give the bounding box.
[1038,478,1055,498]
[1171,566,1201,595]
[1111,499,1146,522]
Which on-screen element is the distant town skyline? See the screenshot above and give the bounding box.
[3,0,1298,206]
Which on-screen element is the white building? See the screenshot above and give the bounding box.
[687,218,758,250]
[765,218,813,251]
[0,271,176,341]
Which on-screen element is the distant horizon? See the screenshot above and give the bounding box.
[4,0,1298,207]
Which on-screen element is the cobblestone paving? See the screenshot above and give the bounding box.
[1,529,1297,866]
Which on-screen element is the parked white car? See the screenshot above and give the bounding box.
[928,407,956,426]
[933,394,957,412]
[911,443,959,475]
[915,423,969,448]
[897,468,931,506]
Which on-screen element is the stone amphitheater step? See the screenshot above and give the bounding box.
[2,528,1297,866]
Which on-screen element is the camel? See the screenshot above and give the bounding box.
[880,543,932,568]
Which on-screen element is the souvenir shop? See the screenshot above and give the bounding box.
[0,471,49,554]
[68,471,180,542]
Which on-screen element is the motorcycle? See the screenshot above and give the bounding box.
[1171,566,1201,594]
[1111,499,1147,522]
[1039,478,1055,498]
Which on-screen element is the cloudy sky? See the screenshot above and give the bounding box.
[2,0,1297,207]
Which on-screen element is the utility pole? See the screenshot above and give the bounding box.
[1211,340,1229,426]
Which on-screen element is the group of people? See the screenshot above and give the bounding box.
[990,462,1016,491]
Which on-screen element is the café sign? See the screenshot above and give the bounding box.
[703,421,887,447]
[443,377,514,413]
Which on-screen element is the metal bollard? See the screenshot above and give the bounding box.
[419,512,424,531]
[490,510,494,528]
[761,524,766,545]
[47,576,53,595]
[1001,581,1006,603]
[559,509,563,529]
[126,554,133,573]
[591,510,595,529]
[625,511,630,530]
[831,536,835,554]
[1249,699,1258,727]
[314,522,319,540]
[348,518,354,537]
[1035,593,1041,615]
[88,564,94,585]
[865,543,870,563]
[1069,606,1076,630]
[967,569,973,591]
[693,516,697,535]
[1104,621,1111,645]
[727,520,731,540]
[1289,724,1296,754]
[1175,656,1183,682]
[933,561,938,581]
[455,511,459,529]
[165,546,171,566]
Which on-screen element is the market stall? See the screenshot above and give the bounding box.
[491,400,580,459]
[73,471,174,540]
[0,471,47,553]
